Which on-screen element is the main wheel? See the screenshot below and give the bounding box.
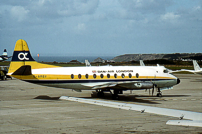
[157,93,162,97]
[112,94,119,100]
[97,91,104,98]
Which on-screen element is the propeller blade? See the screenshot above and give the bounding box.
[152,84,155,96]
[152,88,154,96]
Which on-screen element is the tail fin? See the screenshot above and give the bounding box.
[85,60,91,67]
[140,60,145,66]
[8,39,57,75]
[2,49,8,56]
[193,60,201,71]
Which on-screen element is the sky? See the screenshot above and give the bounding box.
[0,0,202,57]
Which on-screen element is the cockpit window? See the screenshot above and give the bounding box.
[163,69,169,73]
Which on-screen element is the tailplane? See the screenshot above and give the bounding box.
[8,39,58,75]
[193,60,201,71]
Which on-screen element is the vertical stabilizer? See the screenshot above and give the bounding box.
[8,39,58,75]
[85,60,91,66]
[140,60,145,66]
[193,60,200,71]
[2,49,8,56]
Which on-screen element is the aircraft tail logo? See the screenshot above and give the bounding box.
[8,39,57,75]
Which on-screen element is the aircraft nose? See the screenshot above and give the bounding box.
[177,78,180,84]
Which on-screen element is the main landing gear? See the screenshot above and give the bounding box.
[97,90,104,98]
[112,90,123,100]
[96,89,123,100]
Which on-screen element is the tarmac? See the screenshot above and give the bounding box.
[0,74,202,134]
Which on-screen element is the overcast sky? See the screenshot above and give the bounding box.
[0,0,201,57]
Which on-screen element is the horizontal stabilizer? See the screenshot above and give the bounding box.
[12,65,32,75]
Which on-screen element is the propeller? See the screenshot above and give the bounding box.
[152,84,155,96]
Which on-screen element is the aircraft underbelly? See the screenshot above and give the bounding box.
[24,78,177,90]
[35,83,90,90]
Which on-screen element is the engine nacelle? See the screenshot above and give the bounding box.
[119,82,154,89]
[133,82,153,89]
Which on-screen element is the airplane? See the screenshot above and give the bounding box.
[7,39,180,99]
[179,60,202,75]
[0,49,12,62]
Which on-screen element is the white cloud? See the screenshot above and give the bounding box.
[161,12,180,21]
[56,0,99,17]
[193,6,201,11]
[77,23,86,31]
[10,6,29,22]
[118,0,172,14]
[0,0,202,56]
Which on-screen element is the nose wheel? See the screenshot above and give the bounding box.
[157,88,162,97]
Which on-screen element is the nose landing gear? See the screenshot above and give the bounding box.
[157,88,162,97]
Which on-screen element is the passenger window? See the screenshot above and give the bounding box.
[85,74,89,79]
[78,74,81,79]
[136,73,139,78]
[121,73,125,78]
[100,74,104,78]
[71,74,74,79]
[114,73,117,78]
[107,74,110,78]
[93,74,96,79]
[128,73,132,78]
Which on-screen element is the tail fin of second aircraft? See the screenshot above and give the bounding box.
[8,39,58,75]
[193,60,201,71]
[2,49,8,56]
[140,60,145,66]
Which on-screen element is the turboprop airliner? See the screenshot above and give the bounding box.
[0,49,11,62]
[8,39,180,99]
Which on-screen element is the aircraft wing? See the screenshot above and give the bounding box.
[60,96,202,127]
[170,69,202,75]
[82,81,154,90]
[166,120,202,127]
[168,69,195,74]
[82,82,117,89]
